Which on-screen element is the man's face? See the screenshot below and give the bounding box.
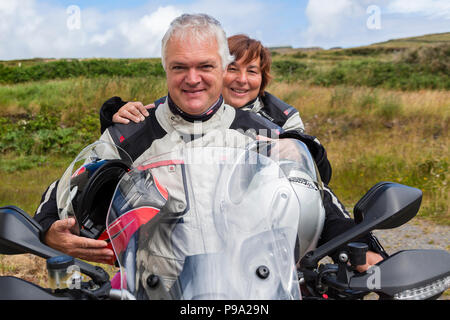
[165,35,224,115]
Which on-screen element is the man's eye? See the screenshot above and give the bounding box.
[201,65,214,70]
[172,66,185,70]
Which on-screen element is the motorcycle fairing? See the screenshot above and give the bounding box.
[106,141,324,300]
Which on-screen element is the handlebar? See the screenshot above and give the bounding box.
[109,289,136,300]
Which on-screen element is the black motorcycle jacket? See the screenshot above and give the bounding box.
[244,91,305,132]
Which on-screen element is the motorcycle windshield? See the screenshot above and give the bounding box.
[106,140,322,300]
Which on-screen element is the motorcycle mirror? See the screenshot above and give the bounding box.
[0,206,109,285]
[300,182,422,268]
[353,182,422,229]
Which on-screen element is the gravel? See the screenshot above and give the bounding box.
[372,219,449,254]
[367,219,449,300]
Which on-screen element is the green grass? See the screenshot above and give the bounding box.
[0,58,165,84]
[0,32,448,224]
[0,155,71,215]
[269,32,450,91]
[0,76,167,158]
[0,76,167,117]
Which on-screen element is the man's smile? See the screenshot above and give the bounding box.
[182,88,207,97]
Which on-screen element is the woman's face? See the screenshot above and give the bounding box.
[222,55,262,108]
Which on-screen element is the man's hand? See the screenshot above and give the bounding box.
[44,218,114,264]
[112,102,155,124]
[355,251,384,273]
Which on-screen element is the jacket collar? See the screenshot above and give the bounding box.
[167,94,224,123]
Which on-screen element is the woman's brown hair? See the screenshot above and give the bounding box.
[227,34,272,96]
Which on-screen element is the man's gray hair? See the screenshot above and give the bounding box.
[161,13,234,71]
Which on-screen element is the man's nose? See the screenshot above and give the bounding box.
[185,68,201,85]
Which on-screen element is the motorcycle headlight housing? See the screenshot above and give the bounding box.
[393,276,450,300]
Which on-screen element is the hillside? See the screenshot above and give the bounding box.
[0,32,448,225]
[370,32,450,47]
[268,32,449,91]
[270,31,450,53]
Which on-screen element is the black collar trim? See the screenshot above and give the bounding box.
[167,94,223,122]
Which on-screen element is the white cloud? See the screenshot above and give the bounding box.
[90,29,115,47]
[0,0,448,60]
[0,1,183,60]
[0,0,270,60]
[182,0,267,34]
[299,0,449,49]
[0,0,268,60]
[117,6,182,57]
[304,0,366,38]
[387,0,450,19]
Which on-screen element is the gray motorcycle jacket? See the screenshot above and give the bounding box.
[99,94,331,184]
[34,96,383,266]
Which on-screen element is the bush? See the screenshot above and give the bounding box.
[0,59,165,84]
[312,59,450,90]
[0,111,93,157]
[272,60,309,79]
[356,90,379,112]
[401,44,450,74]
[376,95,403,120]
[292,52,307,59]
[329,86,353,109]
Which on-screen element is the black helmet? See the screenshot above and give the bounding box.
[69,158,130,239]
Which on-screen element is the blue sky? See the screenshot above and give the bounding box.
[0,0,449,60]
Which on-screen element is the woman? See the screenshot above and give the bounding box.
[222,34,305,132]
[98,34,385,271]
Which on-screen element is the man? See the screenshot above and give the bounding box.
[34,14,383,274]
[34,13,276,264]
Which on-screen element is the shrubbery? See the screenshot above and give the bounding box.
[271,60,312,81]
[0,59,165,84]
[0,112,98,158]
[270,43,450,91]
[311,59,449,90]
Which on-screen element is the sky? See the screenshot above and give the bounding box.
[0,0,449,60]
